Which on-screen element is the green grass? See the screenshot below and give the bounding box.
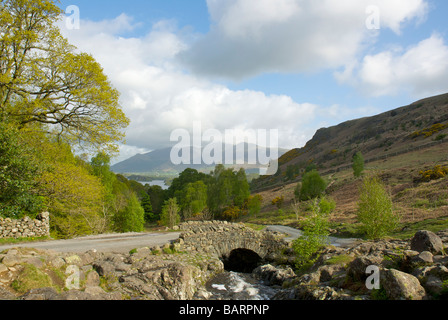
[325,254,355,266]
[244,223,266,231]
[0,236,50,245]
[11,263,54,294]
[394,216,448,239]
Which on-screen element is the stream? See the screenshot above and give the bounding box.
[205,271,281,300]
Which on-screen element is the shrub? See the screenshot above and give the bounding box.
[318,196,336,215]
[221,206,242,221]
[271,196,284,209]
[299,170,327,201]
[292,199,330,270]
[357,176,399,239]
[419,165,448,182]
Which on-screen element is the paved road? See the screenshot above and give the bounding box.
[266,225,360,248]
[0,232,181,254]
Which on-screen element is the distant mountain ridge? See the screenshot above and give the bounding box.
[111,143,288,174]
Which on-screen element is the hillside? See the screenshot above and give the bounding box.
[251,93,448,191]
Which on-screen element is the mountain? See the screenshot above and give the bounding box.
[111,143,288,174]
[251,93,448,191]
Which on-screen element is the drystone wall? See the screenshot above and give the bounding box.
[0,212,50,239]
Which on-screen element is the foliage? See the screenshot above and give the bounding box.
[0,0,129,154]
[411,123,448,139]
[178,180,208,220]
[0,122,43,218]
[292,199,330,270]
[221,206,242,221]
[299,170,327,201]
[271,196,285,209]
[318,196,336,215]
[113,192,145,233]
[140,193,154,222]
[207,165,250,216]
[352,152,365,178]
[247,194,263,217]
[418,165,448,182]
[159,198,181,229]
[146,185,166,219]
[357,176,400,239]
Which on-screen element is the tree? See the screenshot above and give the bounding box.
[299,170,327,201]
[146,185,166,218]
[207,165,234,214]
[357,176,399,239]
[247,194,263,218]
[160,198,180,229]
[113,192,145,233]
[140,193,154,222]
[352,152,365,178]
[38,158,107,238]
[180,181,208,220]
[291,199,301,221]
[232,168,250,207]
[0,122,43,218]
[0,0,129,153]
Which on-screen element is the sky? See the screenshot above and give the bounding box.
[56,0,448,164]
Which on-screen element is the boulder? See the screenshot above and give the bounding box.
[347,255,383,282]
[381,269,426,300]
[410,230,444,255]
[253,264,296,286]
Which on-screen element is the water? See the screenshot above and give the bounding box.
[205,271,281,300]
[139,180,169,190]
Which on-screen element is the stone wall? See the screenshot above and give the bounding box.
[0,212,50,239]
[176,220,289,260]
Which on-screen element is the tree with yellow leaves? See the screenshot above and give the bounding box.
[0,0,129,154]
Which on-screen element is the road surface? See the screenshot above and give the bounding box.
[0,231,181,254]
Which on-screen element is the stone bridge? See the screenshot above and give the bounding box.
[174,221,289,272]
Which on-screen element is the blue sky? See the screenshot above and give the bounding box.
[57,0,448,163]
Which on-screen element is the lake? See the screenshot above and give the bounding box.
[139,180,169,190]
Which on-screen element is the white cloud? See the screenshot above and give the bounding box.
[337,34,448,97]
[59,14,321,162]
[179,0,428,79]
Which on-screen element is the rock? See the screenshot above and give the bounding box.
[84,286,106,296]
[410,230,444,255]
[21,287,59,300]
[347,255,383,282]
[1,255,25,267]
[253,264,296,286]
[381,269,426,300]
[85,270,100,287]
[93,261,116,277]
[318,264,346,283]
[0,286,16,300]
[48,257,66,269]
[415,251,433,264]
[64,255,82,266]
[0,263,8,275]
[424,275,444,297]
